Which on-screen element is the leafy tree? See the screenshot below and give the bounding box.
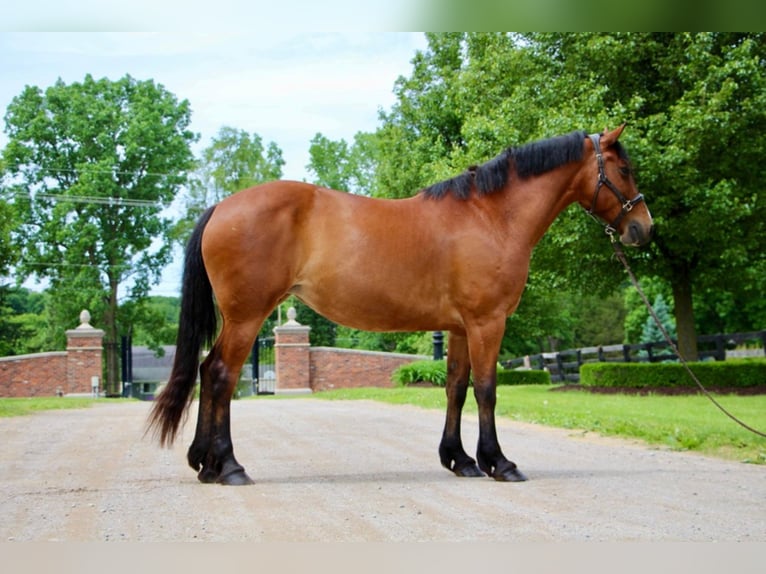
[372,33,766,360]
[0,286,46,356]
[2,74,196,394]
[623,277,674,344]
[126,295,180,349]
[525,32,766,359]
[640,293,677,344]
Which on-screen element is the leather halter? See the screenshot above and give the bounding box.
[586,133,644,238]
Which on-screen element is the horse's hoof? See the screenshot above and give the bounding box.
[453,463,485,478]
[492,464,528,482]
[218,469,255,486]
[197,466,220,484]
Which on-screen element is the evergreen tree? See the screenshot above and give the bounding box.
[640,294,677,344]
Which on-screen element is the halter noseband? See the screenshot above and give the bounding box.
[586,133,644,239]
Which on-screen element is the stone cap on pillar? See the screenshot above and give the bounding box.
[274,307,312,334]
[66,309,105,341]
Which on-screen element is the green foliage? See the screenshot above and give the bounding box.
[2,74,196,393]
[392,359,447,387]
[368,33,766,361]
[501,285,628,357]
[291,299,336,347]
[0,397,97,417]
[306,132,378,195]
[0,286,48,355]
[640,294,677,344]
[0,197,15,277]
[174,126,284,244]
[127,296,181,350]
[392,359,550,387]
[623,277,674,344]
[580,360,766,391]
[496,369,551,386]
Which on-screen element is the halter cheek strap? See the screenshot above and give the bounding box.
[587,134,644,238]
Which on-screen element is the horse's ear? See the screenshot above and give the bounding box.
[601,123,627,147]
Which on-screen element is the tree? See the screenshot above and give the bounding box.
[0,286,47,356]
[372,33,766,360]
[525,32,766,359]
[306,132,378,195]
[640,294,677,344]
[174,126,284,243]
[2,74,196,394]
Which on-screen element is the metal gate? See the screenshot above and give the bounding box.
[250,336,276,394]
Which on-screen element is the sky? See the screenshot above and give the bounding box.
[0,32,428,297]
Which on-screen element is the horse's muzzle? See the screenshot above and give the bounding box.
[622,221,654,247]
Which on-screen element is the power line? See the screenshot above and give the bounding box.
[15,166,185,180]
[7,190,180,209]
[4,165,194,208]
[35,192,163,208]
[21,261,133,270]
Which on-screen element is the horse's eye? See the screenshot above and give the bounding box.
[618,166,631,177]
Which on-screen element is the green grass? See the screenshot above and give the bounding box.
[0,397,97,417]
[312,385,766,464]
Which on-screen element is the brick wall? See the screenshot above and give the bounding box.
[0,310,104,397]
[309,347,428,392]
[0,352,68,397]
[273,309,428,393]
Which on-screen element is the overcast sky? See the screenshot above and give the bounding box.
[1,32,428,297]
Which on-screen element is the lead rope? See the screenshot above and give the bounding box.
[611,240,766,439]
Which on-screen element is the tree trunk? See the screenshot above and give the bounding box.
[670,268,698,361]
[104,276,121,396]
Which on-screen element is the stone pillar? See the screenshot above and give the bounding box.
[273,307,312,393]
[65,310,105,396]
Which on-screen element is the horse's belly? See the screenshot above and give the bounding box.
[290,279,456,333]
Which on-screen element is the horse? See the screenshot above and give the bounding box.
[147,125,653,485]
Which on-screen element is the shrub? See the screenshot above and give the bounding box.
[392,360,447,386]
[580,359,766,391]
[497,369,551,386]
[392,360,551,387]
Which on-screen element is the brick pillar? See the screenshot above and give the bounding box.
[65,310,105,396]
[273,307,312,393]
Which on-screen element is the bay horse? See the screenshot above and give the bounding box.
[148,125,653,485]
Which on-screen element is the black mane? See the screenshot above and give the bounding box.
[423,130,588,200]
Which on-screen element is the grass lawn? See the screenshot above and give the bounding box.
[310,385,766,464]
[0,397,97,417]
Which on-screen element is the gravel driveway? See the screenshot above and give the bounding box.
[1,398,764,542]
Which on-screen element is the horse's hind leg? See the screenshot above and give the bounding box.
[188,319,261,485]
[439,331,484,477]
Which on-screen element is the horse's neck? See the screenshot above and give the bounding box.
[503,163,582,248]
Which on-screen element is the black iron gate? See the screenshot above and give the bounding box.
[250,336,276,395]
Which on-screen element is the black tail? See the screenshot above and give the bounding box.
[147,206,218,446]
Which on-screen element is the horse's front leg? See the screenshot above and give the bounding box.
[468,320,527,482]
[439,331,484,477]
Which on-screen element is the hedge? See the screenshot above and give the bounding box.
[497,369,551,385]
[580,359,766,391]
[392,359,551,387]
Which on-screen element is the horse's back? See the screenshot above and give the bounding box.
[200,180,462,330]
